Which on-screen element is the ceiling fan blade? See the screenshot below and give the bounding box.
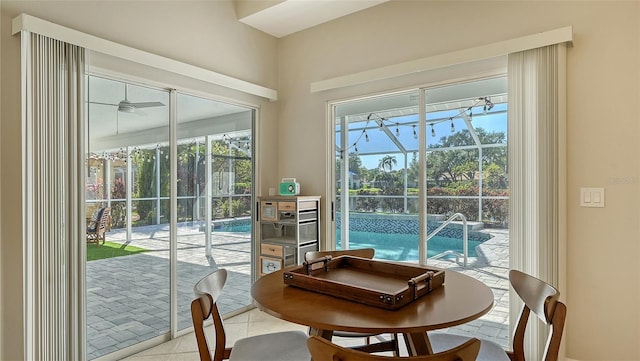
[89,101,118,107]
[130,102,165,109]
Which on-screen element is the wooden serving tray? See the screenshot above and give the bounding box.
[283,255,445,310]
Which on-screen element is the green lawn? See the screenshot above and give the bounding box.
[87,241,149,261]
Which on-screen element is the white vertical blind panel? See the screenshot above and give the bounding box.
[24,32,85,361]
[508,44,561,361]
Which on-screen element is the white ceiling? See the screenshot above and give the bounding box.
[237,0,389,38]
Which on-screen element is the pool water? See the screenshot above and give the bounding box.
[337,230,481,262]
[214,223,252,233]
[214,224,482,262]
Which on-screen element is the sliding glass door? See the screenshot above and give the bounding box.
[86,76,255,359]
[332,76,510,347]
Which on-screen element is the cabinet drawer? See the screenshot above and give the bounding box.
[260,256,283,275]
[278,201,296,211]
[299,201,317,210]
[261,243,283,257]
[260,202,278,221]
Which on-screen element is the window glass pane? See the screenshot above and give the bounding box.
[334,91,420,261]
[86,76,170,359]
[175,93,254,331]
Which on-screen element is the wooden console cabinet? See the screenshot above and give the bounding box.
[258,195,320,276]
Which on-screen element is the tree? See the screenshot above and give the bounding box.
[132,148,170,224]
[335,153,364,177]
[378,155,397,172]
[209,139,253,218]
[427,128,506,186]
[483,163,508,190]
[407,156,419,187]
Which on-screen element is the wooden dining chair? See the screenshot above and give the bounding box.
[191,269,310,361]
[304,248,400,356]
[429,269,567,361]
[308,335,481,361]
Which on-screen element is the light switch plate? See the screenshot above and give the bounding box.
[580,187,605,208]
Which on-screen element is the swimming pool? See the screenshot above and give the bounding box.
[213,223,482,262]
[337,230,482,261]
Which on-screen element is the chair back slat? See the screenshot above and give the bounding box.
[509,270,559,324]
[508,270,567,361]
[192,269,230,361]
[98,207,110,230]
[194,269,227,316]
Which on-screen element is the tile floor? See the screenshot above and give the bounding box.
[121,308,403,360]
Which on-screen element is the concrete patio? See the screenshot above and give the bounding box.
[86,223,509,359]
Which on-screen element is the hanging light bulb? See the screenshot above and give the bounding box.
[395,124,400,137]
[354,145,359,156]
[431,124,436,137]
[365,130,370,142]
[482,97,494,113]
[450,119,455,133]
[412,125,418,139]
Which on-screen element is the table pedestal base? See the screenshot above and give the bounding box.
[405,332,434,356]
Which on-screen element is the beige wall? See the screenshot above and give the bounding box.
[1,1,639,361]
[0,2,279,360]
[277,1,639,360]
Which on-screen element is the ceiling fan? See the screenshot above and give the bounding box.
[91,84,165,113]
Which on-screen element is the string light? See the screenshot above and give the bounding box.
[345,96,494,154]
[480,96,494,114]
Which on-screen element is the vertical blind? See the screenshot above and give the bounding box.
[23,32,85,360]
[508,43,565,360]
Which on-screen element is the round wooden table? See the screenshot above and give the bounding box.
[251,267,494,355]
